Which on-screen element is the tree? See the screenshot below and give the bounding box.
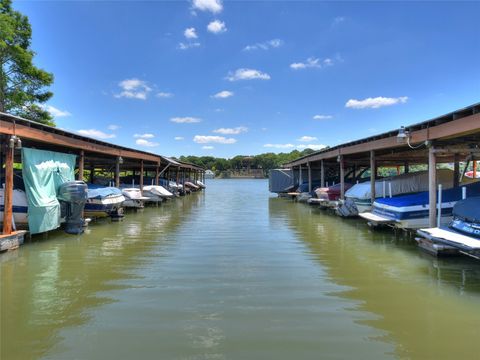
[0,0,54,125]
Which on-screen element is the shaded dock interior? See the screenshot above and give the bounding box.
[0,112,205,242]
[284,102,480,228]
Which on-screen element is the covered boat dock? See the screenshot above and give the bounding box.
[284,103,480,228]
[0,112,205,245]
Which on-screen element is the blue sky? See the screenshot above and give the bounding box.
[15,0,480,158]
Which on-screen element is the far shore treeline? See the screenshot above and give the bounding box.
[178,149,317,176]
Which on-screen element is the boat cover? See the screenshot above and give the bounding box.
[87,185,123,199]
[143,185,174,197]
[269,169,294,193]
[315,183,353,201]
[298,180,322,194]
[375,181,480,207]
[345,169,455,200]
[452,197,480,223]
[21,148,76,234]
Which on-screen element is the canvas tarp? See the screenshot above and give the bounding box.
[22,148,76,234]
[345,169,455,200]
[269,169,294,193]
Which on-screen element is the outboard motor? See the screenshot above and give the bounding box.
[58,181,88,234]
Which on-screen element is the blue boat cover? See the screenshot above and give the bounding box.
[375,181,480,207]
[87,185,122,199]
[452,196,480,223]
[297,180,322,193]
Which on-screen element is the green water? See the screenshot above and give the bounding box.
[1,179,480,360]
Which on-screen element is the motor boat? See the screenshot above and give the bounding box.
[84,185,125,220]
[360,181,480,229]
[338,169,456,217]
[122,188,149,209]
[0,188,28,229]
[142,185,174,202]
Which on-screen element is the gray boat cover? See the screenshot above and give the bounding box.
[269,169,294,193]
[345,169,456,200]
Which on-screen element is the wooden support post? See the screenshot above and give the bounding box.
[453,153,460,188]
[429,146,437,228]
[155,165,160,185]
[2,139,14,235]
[89,164,94,183]
[308,162,312,193]
[404,161,409,174]
[299,165,303,185]
[176,167,180,186]
[340,155,345,200]
[139,160,144,192]
[115,157,120,188]
[78,150,84,181]
[474,159,478,179]
[370,150,376,206]
[320,160,325,188]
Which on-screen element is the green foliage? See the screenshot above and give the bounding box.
[179,149,320,176]
[0,0,54,125]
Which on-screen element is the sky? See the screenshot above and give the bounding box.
[15,0,480,158]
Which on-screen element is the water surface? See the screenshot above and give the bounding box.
[1,179,480,359]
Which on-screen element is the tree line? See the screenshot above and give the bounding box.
[178,149,318,176]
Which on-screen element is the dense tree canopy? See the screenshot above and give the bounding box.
[179,149,317,176]
[0,0,54,125]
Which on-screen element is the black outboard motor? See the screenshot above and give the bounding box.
[58,181,88,234]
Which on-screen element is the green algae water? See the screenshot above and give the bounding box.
[1,179,480,360]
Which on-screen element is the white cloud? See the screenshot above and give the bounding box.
[107,124,120,130]
[345,96,408,109]
[171,117,202,123]
[136,138,159,147]
[290,57,335,70]
[297,144,327,151]
[41,105,71,117]
[226,68,271,81]
[243,39,284,51]
[178,42,201,50]
[78,129,116,139]
[263,143,295,149]
[298,136,318,142]
[115,78,151,100]
[213,90,234,98]
[207,20,227,34]
[194,135,236,144]
[313,114,333,120]
[184,27,198,39]
[202,145,214,150]
[174,136,185,140]
[157,92,174,98]
[332,16,345,26]
[134,133,155,139]
[213,126,248,135]
[192,0,222,14]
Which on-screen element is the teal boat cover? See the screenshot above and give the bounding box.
[21,148,76,234]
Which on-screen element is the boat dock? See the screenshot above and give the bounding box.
[0,112,205,251]
[279,102,480,257]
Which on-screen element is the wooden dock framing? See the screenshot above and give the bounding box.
[284,102,480,228]
[0,112,205,250]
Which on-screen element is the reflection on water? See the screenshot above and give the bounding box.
[268,197,480,359]
[1,180,479,360]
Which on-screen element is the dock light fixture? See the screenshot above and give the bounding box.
[396,126,409,144]
[118,156,124,164]
[9,135,22,149]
